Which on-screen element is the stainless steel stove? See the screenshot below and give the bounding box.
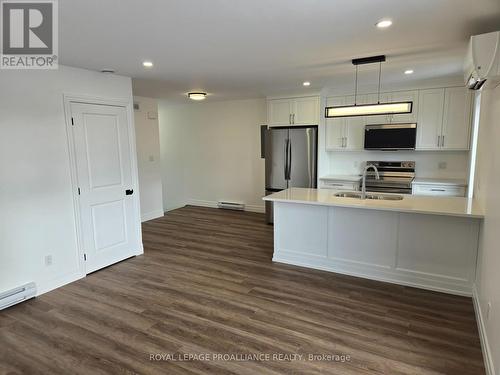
[364,161,415,194]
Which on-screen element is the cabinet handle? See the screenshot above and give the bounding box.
[430,188,446,192]
[437,135,441,147]
[292,113,295,124]
[441,135,445,147]
[289,114,292,124]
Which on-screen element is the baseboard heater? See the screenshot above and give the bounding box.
[217,201,245,211]
[0,282,37,310]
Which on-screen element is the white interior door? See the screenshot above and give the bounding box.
[71,102,140,273]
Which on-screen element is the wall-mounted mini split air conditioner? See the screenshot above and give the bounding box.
[0,282,37,310]
[464,31,500,90]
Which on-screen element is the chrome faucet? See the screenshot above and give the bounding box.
[361,164,380,199]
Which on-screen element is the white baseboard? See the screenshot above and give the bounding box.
[141,209,164,222]
[273,251,473,296]
[164,204,186,212]
[37,271,85,296]
[187,199,265,213]
[472,285,495,375]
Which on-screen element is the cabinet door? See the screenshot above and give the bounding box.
[325,97,346,151]
[441,87,472,150]
[293,96,319,125]
[268,99,292,126]
[364,93,392,124]
[416,88,445,150]
[343,95,366,150]
[389,90,419,123]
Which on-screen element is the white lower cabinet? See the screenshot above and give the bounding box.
[320,180,359,191]
[412,183,466,197]
[272,202,479,295]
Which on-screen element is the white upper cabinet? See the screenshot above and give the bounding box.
[416,87,472,150]
[325,95,365,151]
[268,96,319,126]
[325,97,347,150]
[343,95,366,150]
[268,99,293,126]
[416,88,445,150]
[389,90,419,123]
[441,87,472,150]
[293,96,320,125]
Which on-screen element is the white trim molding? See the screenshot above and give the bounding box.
[141,210,165,222]
[472,285,495,375]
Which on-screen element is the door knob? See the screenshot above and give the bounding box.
[125,189,134,195]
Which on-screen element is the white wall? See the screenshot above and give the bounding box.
[133,96,164,221]
[158,98,266,212]
[473,84,500,375]
[0,66,137,296]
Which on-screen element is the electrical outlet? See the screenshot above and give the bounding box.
[438,162,447,170]
[45,255,53,266]
[486,302,492,320]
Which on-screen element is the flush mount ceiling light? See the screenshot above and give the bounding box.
[303,81,311,86]
[376,19,392,28]
[142,61,153,68]
[404,69,414,75]
[325,55,413,118]
[188,92,207,101]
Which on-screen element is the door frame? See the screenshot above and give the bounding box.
[63,93,143,275]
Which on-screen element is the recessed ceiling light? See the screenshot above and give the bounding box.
[404,69,414,75]
[376,19,392,29]
[142,61,153,68]
[303,81,311,86]
[188,92,207,101]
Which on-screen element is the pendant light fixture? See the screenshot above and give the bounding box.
[325,55,412,118]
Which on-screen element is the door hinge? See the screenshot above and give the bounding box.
[84,254,87,261]
[71,117,74,126]
[77,187,81,195]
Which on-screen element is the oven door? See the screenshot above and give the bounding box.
[364,124,417,150]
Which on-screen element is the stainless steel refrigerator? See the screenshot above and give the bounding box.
[263,126,318,223]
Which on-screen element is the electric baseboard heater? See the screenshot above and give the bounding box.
[0,282,37,310]
[217,201,245,211]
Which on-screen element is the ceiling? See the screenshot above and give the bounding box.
[59,0,500,101]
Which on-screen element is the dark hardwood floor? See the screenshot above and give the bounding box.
[0,206,485,374]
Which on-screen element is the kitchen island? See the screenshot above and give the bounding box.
[263,188,484,296]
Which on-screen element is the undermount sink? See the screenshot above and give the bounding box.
[334,192,404,201]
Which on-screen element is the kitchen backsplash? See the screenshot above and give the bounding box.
[324,150,470,179]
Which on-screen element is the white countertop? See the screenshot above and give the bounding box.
[263,188,483,219]
[412,177,468,187]
[319,174,362,182]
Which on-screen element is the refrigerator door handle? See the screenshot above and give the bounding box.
[287,139,292,180]
[283,138,288,180]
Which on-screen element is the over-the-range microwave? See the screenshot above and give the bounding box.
[364,123,417,151]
